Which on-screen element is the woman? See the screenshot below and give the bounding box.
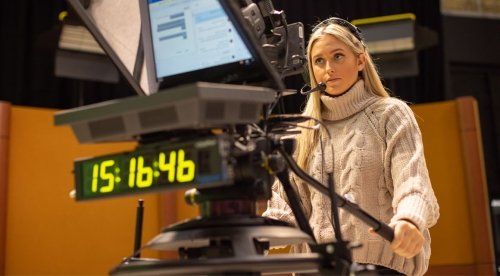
[263,18,439,275]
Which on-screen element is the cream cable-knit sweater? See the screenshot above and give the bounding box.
[263,80,439,275]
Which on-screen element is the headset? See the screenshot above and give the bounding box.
[300,17,363,95]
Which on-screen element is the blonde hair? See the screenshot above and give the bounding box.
[295,19,390,170]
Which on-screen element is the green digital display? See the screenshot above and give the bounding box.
[74,136,232,200]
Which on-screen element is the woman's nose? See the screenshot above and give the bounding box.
[326,61,335,74]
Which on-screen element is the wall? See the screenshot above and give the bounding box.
[0,102,10,274]
[4,105,163,275]
[1,98,495,274]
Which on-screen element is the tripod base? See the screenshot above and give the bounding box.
[110,254,323,275]
[111,216,319,275]
[148,216,312,254]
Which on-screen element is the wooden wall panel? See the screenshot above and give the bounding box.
[0,102,11,275]
[3,106,166,275]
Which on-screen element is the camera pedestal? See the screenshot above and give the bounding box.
[111,216,321,275]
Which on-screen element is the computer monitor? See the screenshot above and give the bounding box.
[139,0,284,93]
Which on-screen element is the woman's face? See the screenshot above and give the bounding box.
[310,34,365,96]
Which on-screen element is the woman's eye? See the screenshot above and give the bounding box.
[334,53,345,61]
[314,58,325,65]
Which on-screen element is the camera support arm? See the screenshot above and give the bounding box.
[274,169,317,244]
[275,146,395,242]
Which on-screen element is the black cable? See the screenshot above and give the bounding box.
[271,115,344,244]
[327,172,343,243]
[266,114,343,242]
[266,114,345,248]
[266,114,394,241]
[317,126,343,243]
[277,147,394,242]
[265,91,283,119]
[318,132,342,242]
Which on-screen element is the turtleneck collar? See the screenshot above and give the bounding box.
[320,79,379,121]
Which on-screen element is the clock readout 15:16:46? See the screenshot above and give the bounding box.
[86,148,196,196]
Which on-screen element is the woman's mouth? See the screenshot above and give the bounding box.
[326,78,340,83]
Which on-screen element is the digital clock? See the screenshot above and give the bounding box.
[73,135,233,200]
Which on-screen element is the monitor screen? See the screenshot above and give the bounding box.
[140,0,284,92]
[149,0,252,78]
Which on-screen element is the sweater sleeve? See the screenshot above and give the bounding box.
[262,174,312,227]
[382,99,440,231]
[262,178,297,227]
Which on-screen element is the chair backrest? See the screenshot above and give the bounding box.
[413,96,495,275]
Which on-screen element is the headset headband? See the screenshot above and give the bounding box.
[312,17,363,42]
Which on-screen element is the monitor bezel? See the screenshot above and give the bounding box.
[139,0,285,93]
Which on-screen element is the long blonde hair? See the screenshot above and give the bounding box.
[295,19,390,170]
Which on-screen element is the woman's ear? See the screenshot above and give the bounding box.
[357,53,366,71]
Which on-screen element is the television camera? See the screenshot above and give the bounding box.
[56,0,394,275]
[239,0,306,77]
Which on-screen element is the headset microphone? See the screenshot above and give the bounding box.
[300,82,326,95]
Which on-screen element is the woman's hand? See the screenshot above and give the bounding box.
[369,219,424,258]
[389,220,424,258]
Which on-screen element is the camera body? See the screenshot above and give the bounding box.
[240,1,306,77]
